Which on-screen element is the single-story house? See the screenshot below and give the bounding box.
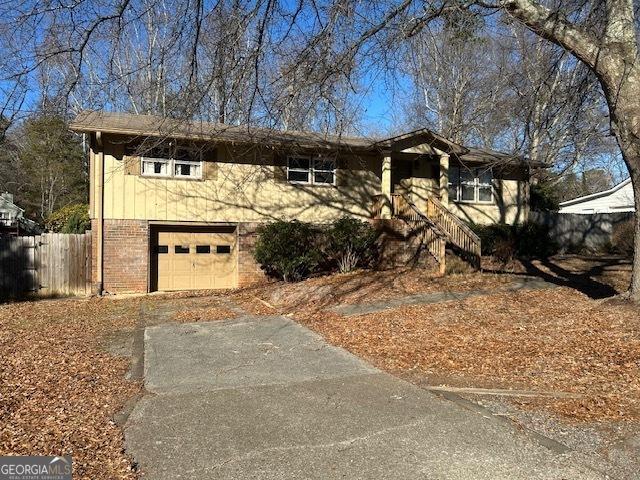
[70,111,534,294]
[0,192,41,236]
[559,178,635,214]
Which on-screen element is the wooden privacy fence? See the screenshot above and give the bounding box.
[0,232,92,298]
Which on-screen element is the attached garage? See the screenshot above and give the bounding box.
[150,225,238,291]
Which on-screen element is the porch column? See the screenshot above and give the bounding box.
[438,151,449,207]
[381,151,392,219]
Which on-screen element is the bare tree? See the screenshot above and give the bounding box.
[292,0,640,298]
[403,11,512,146]
[2,0,640,297]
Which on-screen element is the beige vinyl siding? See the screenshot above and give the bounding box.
[98,137,381,223]
[448,176,529,225]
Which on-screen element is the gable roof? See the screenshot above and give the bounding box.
[559,178,632,208]
[69,111,532,166]
[372,127,468,155]
[0,193,24,213]
[456,146,524,165]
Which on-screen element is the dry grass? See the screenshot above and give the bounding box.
[0,253,632,480]
[297,287,640,422]
[0,298,142,479]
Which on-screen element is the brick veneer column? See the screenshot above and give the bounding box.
[101,219,149,293]
[237,222,267,287]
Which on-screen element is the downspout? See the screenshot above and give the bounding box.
[95,131,104,296]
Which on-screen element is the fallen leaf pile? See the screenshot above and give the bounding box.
[298,287,640,422]
[232,268,519,315]
[0,298,142,479]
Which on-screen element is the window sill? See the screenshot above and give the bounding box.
[453,200,495,206]
[141,174,204,182]
[287,181,336,188]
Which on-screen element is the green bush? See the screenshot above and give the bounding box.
[253,220,322,282]
[530,182,560,212]
[471,221,556,260]
[45,204,90,233]
[325,217,378,273]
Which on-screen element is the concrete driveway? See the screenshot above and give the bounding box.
[125,315,603,479]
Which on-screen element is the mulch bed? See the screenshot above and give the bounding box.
[0,298,142,479]
[296,287,640,422]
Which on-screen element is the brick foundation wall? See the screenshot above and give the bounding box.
[237,222,268,287]
[91,219,265,294]
[100,219,149,293]
[372,219,438,270]
[90,219,99,294]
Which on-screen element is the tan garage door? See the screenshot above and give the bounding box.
[155,228,237,291]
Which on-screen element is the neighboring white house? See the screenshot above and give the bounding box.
[0,192,23,226]
[0,192,41,235]
[559,178,635,214]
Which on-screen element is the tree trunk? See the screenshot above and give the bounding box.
[599,65,640,299]
[632,170,640,299]
[612,133,640,300]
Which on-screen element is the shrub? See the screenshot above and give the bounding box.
[325,217,378,273]
[529,181,560,212]
[471,220,556,260]
[494,236,517,263]
[471,223,512,256]
[45,204,90,233]
[253,220,322,282]
[611,219,634,256]
[515,221,556,258]
[445,255,473,274]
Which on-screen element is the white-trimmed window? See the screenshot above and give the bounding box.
[140,145,203,179]
[174,160,202,178]
[142,158,171,177]
[287,156,336,185]
[448,166,493,203]
[287,156,311,183]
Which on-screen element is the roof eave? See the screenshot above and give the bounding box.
[69,124,378,153]
[559,178,632,207]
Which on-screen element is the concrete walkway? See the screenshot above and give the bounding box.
[331,277,555,316]
[125,315,602,480]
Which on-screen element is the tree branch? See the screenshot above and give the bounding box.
[500,0,601,68]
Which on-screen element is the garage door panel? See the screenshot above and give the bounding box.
[154,227,237,291]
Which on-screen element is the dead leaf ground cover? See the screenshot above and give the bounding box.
[170,296,238,323]
[296,287,640,423]
[484,254,631,297]
[229,267,523,315]
[0,297,142,479]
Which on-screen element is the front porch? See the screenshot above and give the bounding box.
[375,148,451,221]
[369,135,482,272]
